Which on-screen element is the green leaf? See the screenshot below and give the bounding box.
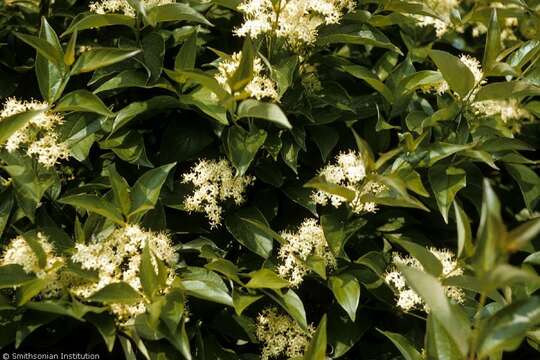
[0,265,35,289]
[71,48,141,74]
[129,163,176,218]
[225,126,267,175]
[475,81,540,101]
[232,290,262,316]
[266,289,308,330]
[246,269,290,289]
[473,179,507,274]
[35,18,68,102]
[378,329,422,360]
[86,313,117,352]
[180,268,233,306]
[0,110,46,146]
[389,236,442,276]
[58,194,125,224]
[429,50,475,98]
[453,202,474,258]
[64,30,77,66]
[304,314,327,360]
[106,165,131,216]
[399,265,470,357]
[317,25,402,54]
[340,65,393,103]
[428,166,466,223]
[505,163,540,212]
[477,297,540,358]
[321,212,366,259]
[22,232,48,269]
[425,314,462,360]
[175,31,197,71]
[110,95,179,134]
[166,68,232,103]
[0,191,14,237]
[16,278,49,305]
[225,207,273,258]
[483,9,501,70]
[145,3,212,26]
[14,32,63,69]
[142,32,165,83]
[94,69,175,93]
[63,14,135,35]
[417,143,473,167]
[308,126,338,162]
[328,274,360,321]
[304,176,356,202]
[139,242,158,298]
[88,282,142,304]
[237,100,291,129]
[160,288,185,333]
[506,218,540,253]
[229,38,254,93]
[1,153,57,221]
[55,90,114,116]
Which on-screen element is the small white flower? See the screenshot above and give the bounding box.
[0,97,68,167]
[470,99,533,133]
[70,224,178,325]
[182,159,254,227]
[89,0,173,17]
[277,218,335,286]
[215,52,279,101]
[256,307,315,360]
[384,248,465,312]
[0,232,66,298]
[312,151,385,214]
[235,0,355,50]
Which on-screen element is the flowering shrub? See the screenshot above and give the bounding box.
[0,0,540,359]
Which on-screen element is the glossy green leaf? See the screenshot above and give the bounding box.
[399,265,470,357]
[63,14,135,35]
[237,100,291,129]
[58,194,125,224]
[378,329,422,360]
[329,274,360,321]
[129,163,176,218]
[225,207,273,258]
[71,48,141,74]
[55,90,114,116]
[428,166,466,223]
[477,297,540,358]
[246,269,290,289]
[304,314,327,360]
[225,126,267,175]
[88,282,142,304]
[429,50,475,98]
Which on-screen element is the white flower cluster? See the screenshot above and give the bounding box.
[256,307,315,360]
[234,0,355,49]
[413,0,460,37]
[384,248,465,312]
[0,98,69,167]
[182,159,254,227]
[71,224,178,324]
[278,218,336,286]
[459,54,484,85]
[215,52,279,101]
[0,232,66,298]
[89,0,173,17]
[311,151,385,214]
[470,99,533,133]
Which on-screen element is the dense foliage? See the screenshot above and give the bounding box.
[1,0,540,359]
